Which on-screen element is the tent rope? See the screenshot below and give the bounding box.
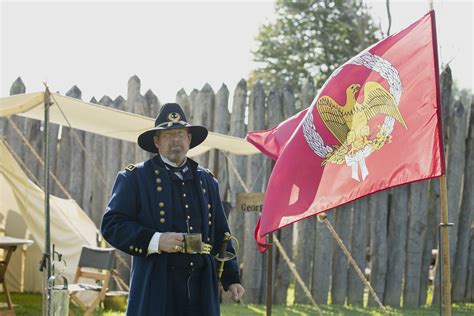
[6,117,72,199]
[249,158,266,192]
[3,139,42,188]
[50,93,107,187]
[224,153,250,193]
[317,213,388,315]
[225,151,322,315]
[273,237,323,315]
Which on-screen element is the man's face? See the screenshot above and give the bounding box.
[154,128,191,165]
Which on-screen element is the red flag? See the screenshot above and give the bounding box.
[247,11,445,252]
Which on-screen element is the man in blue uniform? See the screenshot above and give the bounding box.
[101,103,244,315]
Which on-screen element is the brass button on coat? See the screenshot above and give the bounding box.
[208,213,212,218]
[208,204,211,209]
[160,218,166,224]
[154,170,160,175]
[208,221,212,226]
[156,186,162,192]
[156,178,162,184]
[160,210,165,216]
[159,202,165,208]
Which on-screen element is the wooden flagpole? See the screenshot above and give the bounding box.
[439,175,452,316]
[266,233,273,316]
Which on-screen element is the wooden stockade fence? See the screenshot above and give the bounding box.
[1,66,473,307]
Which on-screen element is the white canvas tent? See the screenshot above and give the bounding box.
[0,140,97,291]
[0,90,259,292]
[0,92,260,157]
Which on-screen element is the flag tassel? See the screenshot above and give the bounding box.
[318,213,388,315]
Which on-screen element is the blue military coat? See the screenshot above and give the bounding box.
[101,156,240,315]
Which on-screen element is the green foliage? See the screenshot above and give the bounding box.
[250,0,380,91]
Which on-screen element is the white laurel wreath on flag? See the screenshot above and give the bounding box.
[302,51,403,178]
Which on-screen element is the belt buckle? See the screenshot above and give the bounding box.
[183,233,202,254]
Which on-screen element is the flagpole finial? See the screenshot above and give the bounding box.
[317,213,327,221]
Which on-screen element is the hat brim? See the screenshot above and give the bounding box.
[137,124,208,153]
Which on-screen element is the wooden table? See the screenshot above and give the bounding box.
[0,237,34,314]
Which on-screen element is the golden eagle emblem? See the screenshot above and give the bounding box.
[168,112,181,122]
[317,81,407,170]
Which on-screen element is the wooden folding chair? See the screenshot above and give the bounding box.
[68,246,115,316]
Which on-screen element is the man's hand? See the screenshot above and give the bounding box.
[227,283,245,302]
[159,232,184,253]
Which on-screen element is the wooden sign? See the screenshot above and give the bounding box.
[236,192,264,212]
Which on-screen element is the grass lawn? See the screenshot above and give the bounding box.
[2,293,473,315]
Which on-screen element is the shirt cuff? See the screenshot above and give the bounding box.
[147,232,162,255]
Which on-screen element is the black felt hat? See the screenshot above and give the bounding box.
[137,103,208,153]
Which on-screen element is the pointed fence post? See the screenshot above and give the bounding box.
[265,85,292,305]
[242,81,265,304]
[6,78,27,161]
[128,76,151,163]
[294,79,317,304]
[452,96,473,302]
[419,178,440,305]
[189,88,199,122]
[176,88,191,120]
[312,213,335,304]
[347,197,369,305]
[228,79,248,262]
[331,203,353,305]
[145,89,160,118]
[383,185,409,307]
[213,84,230,199]
[53,86,79,198]
[65,86,85,205]
[193,83,215,167]
[82,97,97,219]
[404,181,430,307]
[368,191,389,307]
[119,77,139,180]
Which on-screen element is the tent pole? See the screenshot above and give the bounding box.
[42,86,52,316]
[439,175,452,316]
